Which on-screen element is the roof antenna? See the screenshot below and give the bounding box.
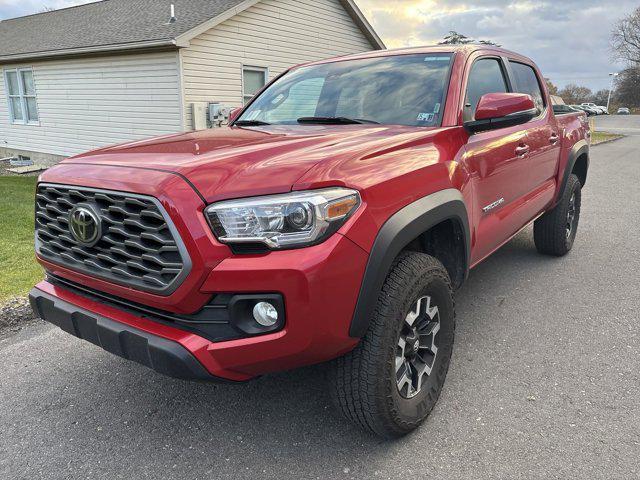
[168,4,176,24]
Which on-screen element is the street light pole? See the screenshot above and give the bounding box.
[607,72,619,112]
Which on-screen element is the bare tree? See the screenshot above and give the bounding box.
[613,67,640,107]
[439,31,473,45]
[545,78,559,96]
[478,39,501,47]
[558,84,593,105]
[591,89,610,106]
[610,8,640,109]
[438,31,501,47]
[611,7,640,65]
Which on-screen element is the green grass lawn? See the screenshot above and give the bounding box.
[0,176,42,302]
[592,131,624,145]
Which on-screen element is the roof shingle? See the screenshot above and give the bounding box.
[0,0,247,60]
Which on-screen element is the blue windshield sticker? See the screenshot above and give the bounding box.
[417,113,435,122]
[434,103,441,114]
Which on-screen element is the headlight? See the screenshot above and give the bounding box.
[205,188,361,249]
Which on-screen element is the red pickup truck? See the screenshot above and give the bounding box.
[30,45,590,438]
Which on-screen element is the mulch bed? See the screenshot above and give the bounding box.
[0,297,40,336]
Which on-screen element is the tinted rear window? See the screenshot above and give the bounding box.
[509,61,545,114]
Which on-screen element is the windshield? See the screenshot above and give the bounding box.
[237,53,453,127]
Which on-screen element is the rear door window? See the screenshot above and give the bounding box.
[464,58,509,121]
[509,61,545,114]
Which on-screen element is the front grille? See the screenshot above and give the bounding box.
[35,184,191,295]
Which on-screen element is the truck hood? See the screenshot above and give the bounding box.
[66,125,443,202]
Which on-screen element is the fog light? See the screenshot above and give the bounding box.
[253,302,278,327]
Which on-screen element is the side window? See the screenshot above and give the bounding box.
[509,61,544,114]
[464,58,508,121]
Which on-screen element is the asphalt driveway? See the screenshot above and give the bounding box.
[1,129,639,479]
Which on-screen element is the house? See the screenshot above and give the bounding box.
[0,0,383,163]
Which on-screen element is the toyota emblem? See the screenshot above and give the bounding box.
[68,206,101,246]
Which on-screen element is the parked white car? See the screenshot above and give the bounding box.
[581,103,605,115]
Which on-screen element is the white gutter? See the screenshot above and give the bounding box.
[0,39,179,64]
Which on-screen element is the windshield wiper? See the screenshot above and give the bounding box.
[234,120,271,126]
[297,116,380,125]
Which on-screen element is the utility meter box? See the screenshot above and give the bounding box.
[191,102,208,130]
[209,103,231,127]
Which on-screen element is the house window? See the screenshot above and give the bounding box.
[4,68,39,124]
[243,66,268,105]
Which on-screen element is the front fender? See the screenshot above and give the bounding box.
[349,188,470,338]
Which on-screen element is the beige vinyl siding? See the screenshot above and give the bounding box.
[181,0,374,129]
[0,51,182,157]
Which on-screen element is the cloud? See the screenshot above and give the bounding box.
[0,0,634,91]
[356,0,637,90]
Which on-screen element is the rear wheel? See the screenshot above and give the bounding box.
[534,173,582,256]
[329,252,455,438]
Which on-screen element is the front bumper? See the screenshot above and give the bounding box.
[32,233,369,382]
[29,288,223,382]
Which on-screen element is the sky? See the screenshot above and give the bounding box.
[0,0,636,92]
[356,0,637,91]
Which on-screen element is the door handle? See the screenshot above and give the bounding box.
[549,133,559,145]
[515,144,530,157]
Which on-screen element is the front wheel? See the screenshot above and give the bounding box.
[329,252,455,438]
[534,173,582,256]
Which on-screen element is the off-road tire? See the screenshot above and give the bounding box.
[534,173,582,256]
[329,252,455,438]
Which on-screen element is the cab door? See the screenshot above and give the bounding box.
[461,56,534,263]
[506,60,562,194]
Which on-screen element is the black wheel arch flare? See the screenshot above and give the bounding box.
[349,189,470,338]
[559,140,589,196]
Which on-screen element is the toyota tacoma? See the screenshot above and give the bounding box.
[30,45,590,438]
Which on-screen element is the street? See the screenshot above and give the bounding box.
[1,119,639,480]
[594,113,640,135]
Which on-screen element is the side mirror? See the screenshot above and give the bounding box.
[464,93,537,133]
[229,107,243,124]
